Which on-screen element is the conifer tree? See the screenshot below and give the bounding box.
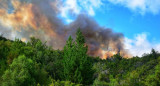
[62,29,94,85]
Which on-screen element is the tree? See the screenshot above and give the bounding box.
[49,79,82,86]
[151,49,158,59]
[0,35,7,41]
[2,55,49,86]
[6,39,26,64]
[145,60,160,86]
[62,29,94,85]
[76,28,85,45]
[0,40,11,77]
[2,55,36,86]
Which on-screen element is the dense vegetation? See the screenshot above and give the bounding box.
[0,29,160,86]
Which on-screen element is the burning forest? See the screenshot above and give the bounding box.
[0,0,160,86]
[0,0,131,59]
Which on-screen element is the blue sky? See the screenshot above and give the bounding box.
[59,0,160,56]
[94,2,160,41]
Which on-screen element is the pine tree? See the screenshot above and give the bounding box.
[62,29,94,85]
[62,36,76,81]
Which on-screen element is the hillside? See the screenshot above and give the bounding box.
[0,30,160,86]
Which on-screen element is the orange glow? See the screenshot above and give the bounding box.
[0,0,131,59]
[0,1,58,40]
[101,49,117,59]
[21,38,27,42]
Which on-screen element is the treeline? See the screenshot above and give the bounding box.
[0,29,160,86]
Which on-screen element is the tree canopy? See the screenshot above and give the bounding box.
[0,29,160,86]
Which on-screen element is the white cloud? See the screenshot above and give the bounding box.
[108,0,160,15]
[66,18,73,23]
[125,33,160,57]
[78,0,103,16]
[60,0,80,18]
[60,0,160,20]
[59,0,103,22]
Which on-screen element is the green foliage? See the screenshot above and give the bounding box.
[93,79,109,86]
[49,79,82,86]
[145,58,160,86]
[76,28,85,45]
[61,29,94,85]
[0,35,7,41]
[0,30,160,86]
[0,40,11,59]
[7,39,26,64]
[2,55,36,86]
[2,55,49,86]
[109,75,119,86]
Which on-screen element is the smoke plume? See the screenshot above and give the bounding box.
[0,0,131,59]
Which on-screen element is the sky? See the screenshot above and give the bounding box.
[59,0,160,56]
[0,0,160,57]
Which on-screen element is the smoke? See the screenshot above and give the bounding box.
[0,0,131,58]
[66,15,130,58]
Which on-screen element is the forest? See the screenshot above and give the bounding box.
[0,29,160,86]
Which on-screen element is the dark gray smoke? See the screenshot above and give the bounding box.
[0,0,130,58]
[67,15,125,57]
